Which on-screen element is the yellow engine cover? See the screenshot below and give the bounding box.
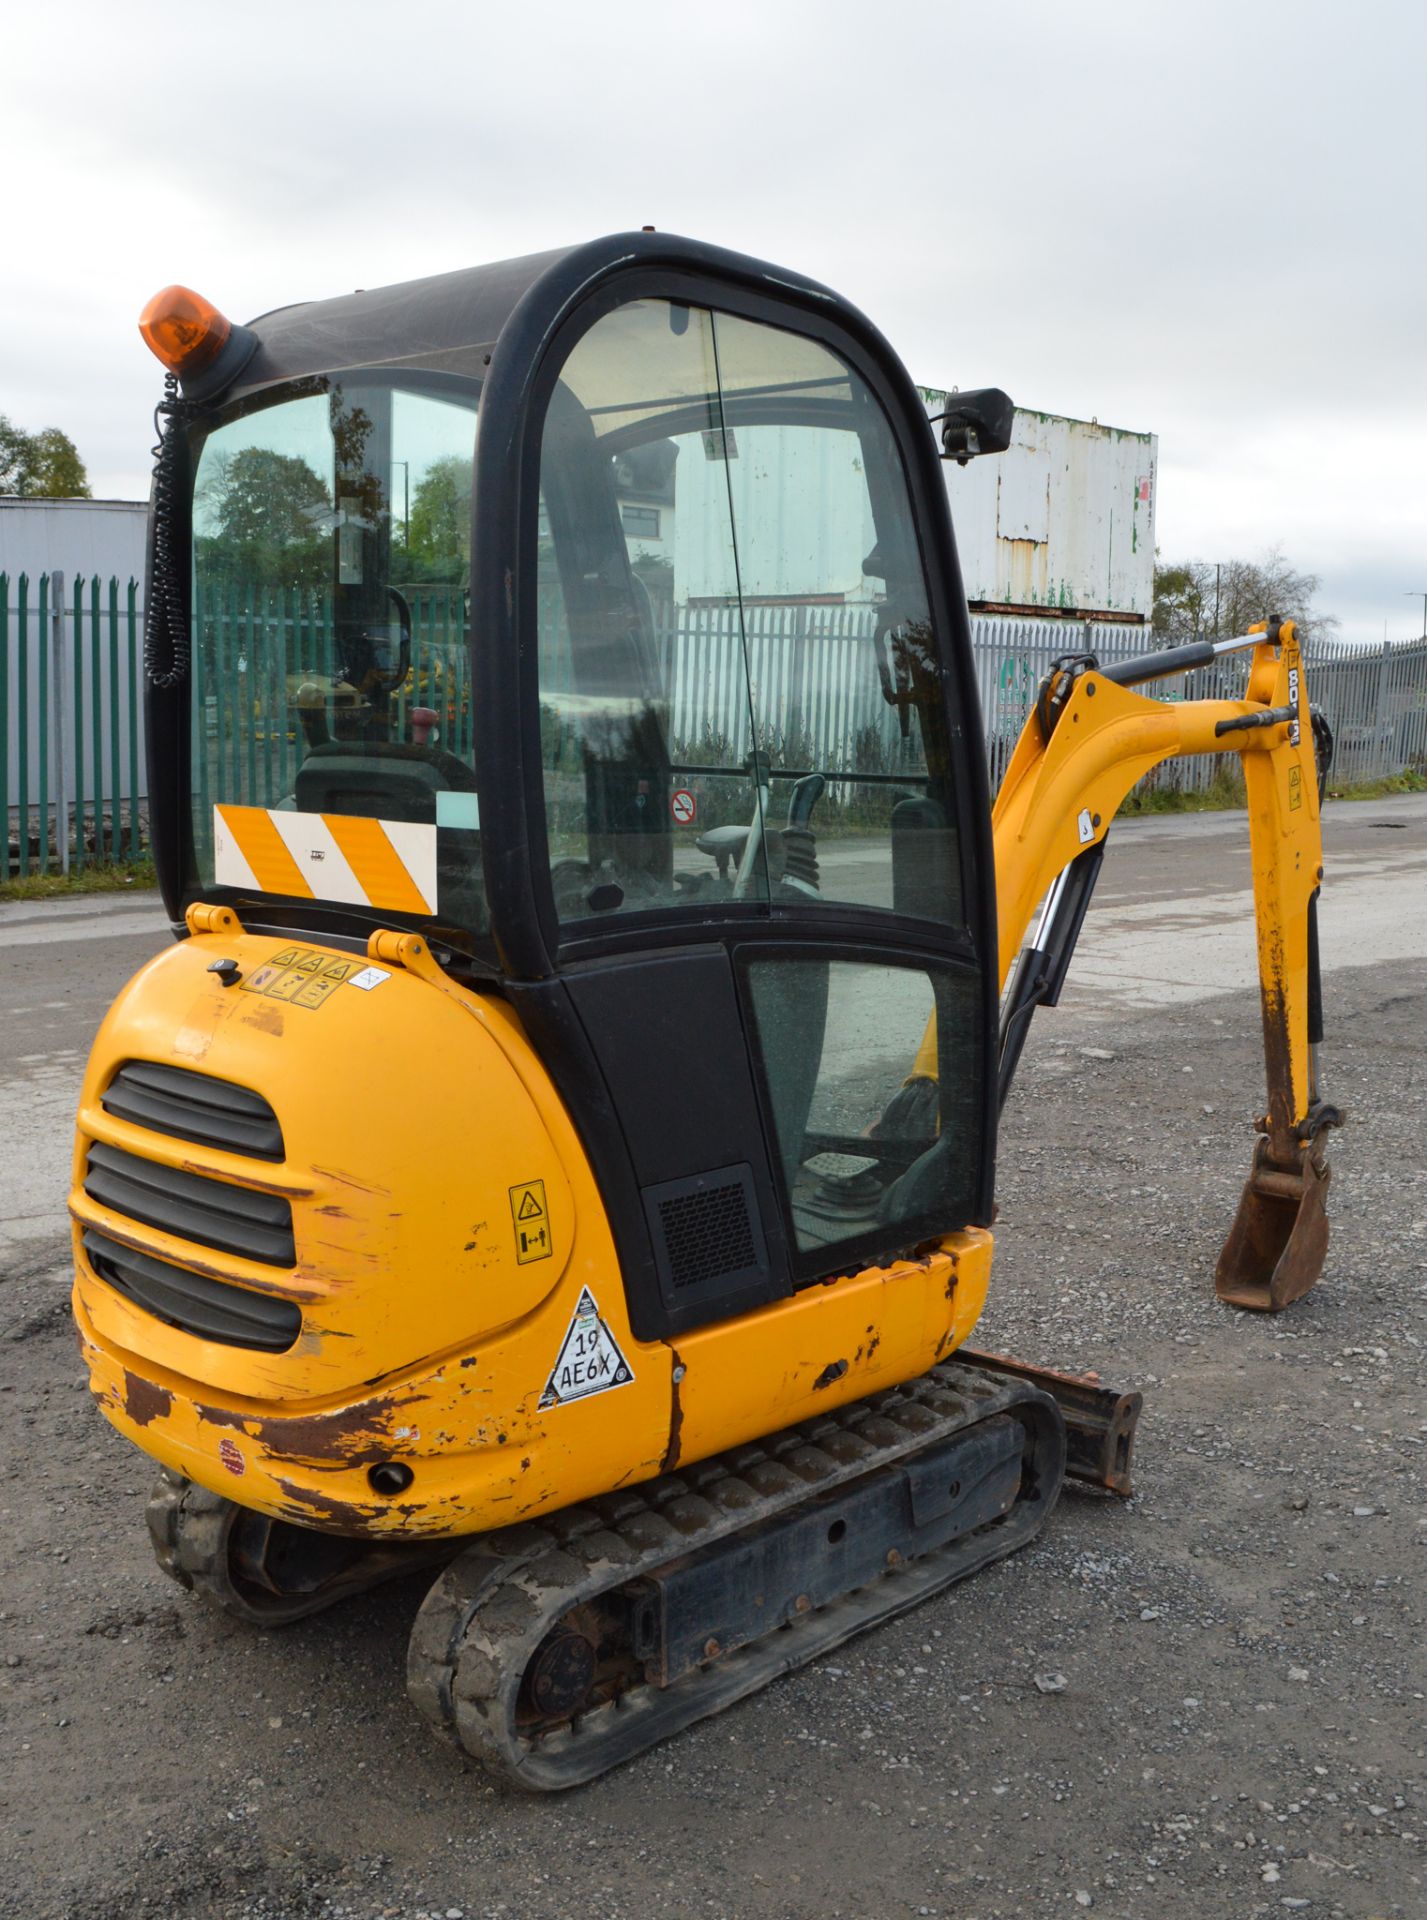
[72,920,993,1538]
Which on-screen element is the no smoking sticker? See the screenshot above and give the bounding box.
[539,1288,634,1409]
[671,788,696,826]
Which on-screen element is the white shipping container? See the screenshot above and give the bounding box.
[668,400,1156,624]
[668,422,877,605]
[924,394,1156,623]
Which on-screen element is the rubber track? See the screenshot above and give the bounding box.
[406,1359,1065,1790]
[146,1468,450,1625]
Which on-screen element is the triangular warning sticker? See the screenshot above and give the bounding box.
[538,1288,634,1409]
[516,1189,543,1221]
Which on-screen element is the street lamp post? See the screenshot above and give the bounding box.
[392,461,410,552]
[1405,591,1427,641]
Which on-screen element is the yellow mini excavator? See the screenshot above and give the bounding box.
[70,233,1339,1788]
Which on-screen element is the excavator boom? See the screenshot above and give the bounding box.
[990,620,1339,1310]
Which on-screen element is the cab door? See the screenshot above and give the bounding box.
[506,291,994,1338]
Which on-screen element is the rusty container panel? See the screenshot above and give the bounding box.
[923,394,1157,622]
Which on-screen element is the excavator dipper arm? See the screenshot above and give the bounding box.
[989,620,1340,1311]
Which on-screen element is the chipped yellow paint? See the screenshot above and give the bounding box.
[70,630,1328,1542]
[70,923,988,1539]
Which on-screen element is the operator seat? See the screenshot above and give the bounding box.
[294,741,478,825]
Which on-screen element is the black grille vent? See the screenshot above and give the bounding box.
[658,1182,757,1289]
[84,1142,296,1267]
[642,1163,769,1305]
[82,1227,300,1352]
[101,1061,284,1161]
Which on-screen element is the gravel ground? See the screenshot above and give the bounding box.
[2,926,1424,1917]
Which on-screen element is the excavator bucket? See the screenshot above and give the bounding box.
[1215,1137,1331,1312]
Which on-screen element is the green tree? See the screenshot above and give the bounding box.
[1152,547,1337,643]
[632,552,675,605]
[0,417,30,493]
[404,455,470,583]
[0,415,91,497]
[195,445,331,588]
[1151,561,1207,639]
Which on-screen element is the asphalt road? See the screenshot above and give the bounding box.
[2,794,1424,1919]
[0,891,170,1263]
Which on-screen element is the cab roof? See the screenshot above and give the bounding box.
[225,231,854,407]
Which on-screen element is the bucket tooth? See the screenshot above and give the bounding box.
[1215,1137,1330,1312]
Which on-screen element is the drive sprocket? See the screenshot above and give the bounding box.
[146,1468,450,1625]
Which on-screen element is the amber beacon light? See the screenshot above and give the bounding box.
[139,285,258,396]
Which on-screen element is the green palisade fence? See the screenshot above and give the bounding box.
[6,570,1427,882]
[2,570,148,880]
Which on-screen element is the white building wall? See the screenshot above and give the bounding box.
[0,499,148,586]
[2,502,150,819]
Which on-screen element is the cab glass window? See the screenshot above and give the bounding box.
[189,378,484,939]
[742,954,983,1270]
[534,300,962,933]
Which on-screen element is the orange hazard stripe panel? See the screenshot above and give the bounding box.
[324,815,432,916]
[215,805,314,898]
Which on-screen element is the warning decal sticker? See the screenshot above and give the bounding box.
[239,946,356,1011]
[509,1179,552,1265]
[539,1287,634,1409]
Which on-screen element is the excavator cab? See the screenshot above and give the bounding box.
[142,233,1000,1338]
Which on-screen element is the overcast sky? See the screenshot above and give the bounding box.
[5,0,1424,639]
